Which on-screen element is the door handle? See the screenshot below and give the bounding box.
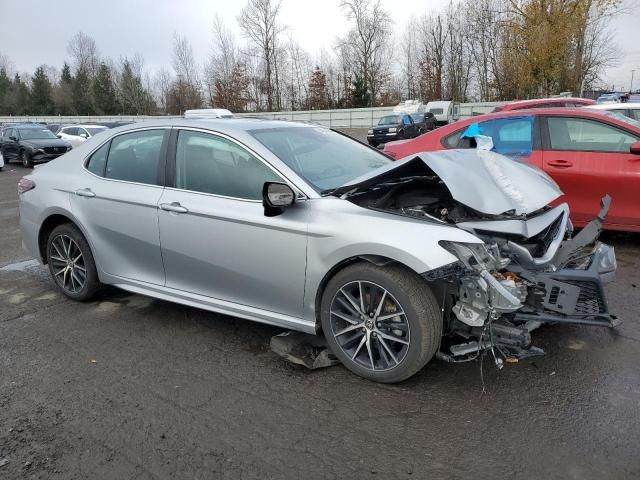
[75,188,96,198]
[160,202,189,214]
[547,160,573,168]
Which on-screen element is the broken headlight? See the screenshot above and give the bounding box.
[439,241,509,272]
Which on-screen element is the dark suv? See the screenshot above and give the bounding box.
[367,113,418,147]
[410,112,437,134]
[1,124,72,168]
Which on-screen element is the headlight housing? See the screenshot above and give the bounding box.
[367,129,373,134]
[439,241,510,271]
[388,127,397,133]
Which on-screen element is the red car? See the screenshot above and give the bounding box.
[493,97,595,112]
[383,108,640,231]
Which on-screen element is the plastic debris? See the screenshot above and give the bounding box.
[0,458,9,467]
[270,331,339,370]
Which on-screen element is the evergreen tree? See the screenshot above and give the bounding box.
[350,73,370,108]
[55,62,76,115]
[72,67,95,115]
[93,63,118,114]
[5,74,30,115]
[119,60,156,115]
[306,66,328,110]
[0,68,11,114]
[30,66,54,114]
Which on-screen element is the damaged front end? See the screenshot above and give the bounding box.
[431,196,617,362]
[334,150,618,363]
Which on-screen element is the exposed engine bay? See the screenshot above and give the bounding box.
[334,150,618,363]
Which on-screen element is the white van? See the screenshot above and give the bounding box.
[425,101,460,126]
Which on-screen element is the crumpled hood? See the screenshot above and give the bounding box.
[335,149,563,216]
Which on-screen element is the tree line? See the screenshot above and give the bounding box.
[0,0,623,117]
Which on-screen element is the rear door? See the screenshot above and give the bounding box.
[69,128,169,284]
[158,128,308,318]
[540,115,640,227]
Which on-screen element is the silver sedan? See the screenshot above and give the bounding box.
[18,119,617,382]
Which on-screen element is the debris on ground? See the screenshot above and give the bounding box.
[270,331,339,370]
[0,458,9,467]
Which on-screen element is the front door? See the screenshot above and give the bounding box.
[69,128,169,285]
[541,116,640,228]
[158,129,308,318]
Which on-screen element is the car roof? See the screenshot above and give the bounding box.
[106,118,319,136]
[588,103,640,109]
[63,124,109,128]
[500,97,593,108]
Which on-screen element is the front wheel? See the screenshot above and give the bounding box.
[320,262,442,383]
[46,223,100,301]
[21,151,33,168]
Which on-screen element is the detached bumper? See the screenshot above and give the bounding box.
[516,242,618,327]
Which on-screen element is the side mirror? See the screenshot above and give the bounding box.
[631,141,640,155]
[9,136,17,141]
[57,134,62,139]
[263,182,295,217]
[79,133,88,139]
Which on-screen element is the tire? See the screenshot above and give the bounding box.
[46,223,100,301]
[320,262,442,383]
[397,130,405,140]
[368,141,378,148]
[21,150,33,168]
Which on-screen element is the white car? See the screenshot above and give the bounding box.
[57,125,108,147]
[588,102,640,122]
[0,151,4,171]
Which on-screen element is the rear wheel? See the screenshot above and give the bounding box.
[21,150,33,168]
[320,262,442,383]
[46,224,100,301]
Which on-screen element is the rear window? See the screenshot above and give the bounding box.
[378,115,400,125]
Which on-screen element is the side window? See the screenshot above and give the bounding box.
[458,117,534,154]
[86,142,110,177]
[547,117,638,153]
[632,109,640,121]
[403,115,412,126]
[105,130,164,184]
[79,128,89,137]
[6,128,15,139]
[442,130,466,148]
[175,130,281,200]
[64,127,78,136]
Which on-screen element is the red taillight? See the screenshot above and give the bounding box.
[17,177,36,194]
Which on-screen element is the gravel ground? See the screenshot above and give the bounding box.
[1,160,639,479]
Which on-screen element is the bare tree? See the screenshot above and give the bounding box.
[66,32,100,76]
[153,67,173,113]
[238,0,285,111]
[339,0,392,106]
[205,15,238,107]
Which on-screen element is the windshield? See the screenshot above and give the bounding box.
[18,128,58,140]
[378,115,400,125]
[86,127,107,135]
[250,127,392,192]
[411,114,424,122]
[602,110,640,128]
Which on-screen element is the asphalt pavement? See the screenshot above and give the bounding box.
[1,163,639,479]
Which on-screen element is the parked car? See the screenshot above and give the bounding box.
[596,93,620,104]
[46,124,68,135]
[492,97,595,112]
[367,113,418,147]
[57,124,109,147]
[184,108,233,119]
[1,124,72,168]
[588,102,640,121]
[410,112,437,134]
[384,108,640,232]
[18,119,617,382]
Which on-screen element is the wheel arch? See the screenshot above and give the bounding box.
[313,254,416,328]
[37,213,87,264]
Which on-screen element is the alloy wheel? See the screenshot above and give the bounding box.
[329,281,410,372]
[49,234,87,293]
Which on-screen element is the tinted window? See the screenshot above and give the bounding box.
[6,128,15,138]
[443,130,464,148]
[547,117,638,152]
[86,142,110,177]
[105,130,164,184]
[175,130,281,200]
[378,115,400,125]
[411,114,424,122]
[18,128,57,140]
[251,127,391,191]
[63,127,79,136]
[632,109,640,121]
[460,117,534,155]
[402,115,412,126]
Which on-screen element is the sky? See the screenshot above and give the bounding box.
[2,0,639,92]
